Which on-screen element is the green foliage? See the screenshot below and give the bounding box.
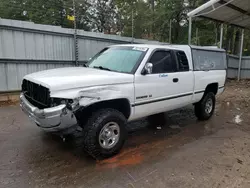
[0,0,91,29]
[88,0,118,33]
[0,0,28,21]
[0,0,249,54]
[115,0,151,38]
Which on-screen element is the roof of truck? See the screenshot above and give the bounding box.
[111,44,226,52]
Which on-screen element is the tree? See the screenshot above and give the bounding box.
[64,0,91,30]
[0,0,91,30]
[0,0,249,54]
[0,0,28,21]
[115,0,151,38]
[88,0,118,33]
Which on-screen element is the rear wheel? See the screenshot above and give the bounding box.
[81,108,127,159]
[195,92,215,120]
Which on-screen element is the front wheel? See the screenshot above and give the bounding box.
[81,108,127,159]
[195,92,215,121]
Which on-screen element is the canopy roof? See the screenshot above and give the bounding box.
[187,0,250,30]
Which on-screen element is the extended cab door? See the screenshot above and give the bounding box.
[133,49,194,120]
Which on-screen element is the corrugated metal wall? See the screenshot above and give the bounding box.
[0,62,72,92]
[0,19,163,92]
[227,55,250,79]
[0,19,249,92]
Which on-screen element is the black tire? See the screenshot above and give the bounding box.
[81,108,127,159]
[195,92,215,121]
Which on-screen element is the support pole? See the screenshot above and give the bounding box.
[188,17,192,45]
[219,24,223,49]
[131,9,134,43]
[196,28,198,45]
[215,24,217,45]
[169,20,172,44]
[237,29,244,81]
[73,0,78,66]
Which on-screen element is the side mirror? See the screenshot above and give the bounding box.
[142,63,153,75]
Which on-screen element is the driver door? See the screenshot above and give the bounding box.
[133,49,193,119]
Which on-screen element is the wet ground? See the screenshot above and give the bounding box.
[1,80,250,188]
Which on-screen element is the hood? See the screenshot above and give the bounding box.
[24,67,134,91]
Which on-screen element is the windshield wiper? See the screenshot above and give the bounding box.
[93,66,111,71]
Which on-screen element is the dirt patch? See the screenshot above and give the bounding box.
[218,79,250,107]
[0,100,19,107]
[0,92,19,107]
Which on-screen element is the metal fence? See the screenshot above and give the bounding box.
[0,19,163,92]
[227,55,250,79]
[0,19,250,92]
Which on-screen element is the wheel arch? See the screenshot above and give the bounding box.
[75,98,131,126]
[204,83,219,95]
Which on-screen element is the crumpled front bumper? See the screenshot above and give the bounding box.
[20,93,78,132]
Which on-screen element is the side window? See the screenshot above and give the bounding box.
[176,51,189,71]
[149,50,175,74]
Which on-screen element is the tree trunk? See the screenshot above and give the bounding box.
[150,0,154,39]
[234,30,241,55]
[225,26,233,53]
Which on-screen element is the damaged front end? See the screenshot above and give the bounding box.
[20,93,78,133]
[20,85,122,134]
[50,85,121,110]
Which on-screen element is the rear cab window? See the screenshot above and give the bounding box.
[175,51,189,72]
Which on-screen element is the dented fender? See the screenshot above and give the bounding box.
[50,85,134,108]
[77,86,123,106]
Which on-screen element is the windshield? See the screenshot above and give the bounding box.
[87,47,147,73]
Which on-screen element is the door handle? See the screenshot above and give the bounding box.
[173,78,179,83]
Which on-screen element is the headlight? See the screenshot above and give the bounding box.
[51,98,71,106]
[51,98,79,111]
[66,100,79,111]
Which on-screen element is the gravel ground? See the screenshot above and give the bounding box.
[1,80,250,188]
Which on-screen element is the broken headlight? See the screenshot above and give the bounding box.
[50,98,79,111]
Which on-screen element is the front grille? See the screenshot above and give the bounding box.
[22,79,51,109]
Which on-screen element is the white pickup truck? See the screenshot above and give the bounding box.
[20,44,227,159]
